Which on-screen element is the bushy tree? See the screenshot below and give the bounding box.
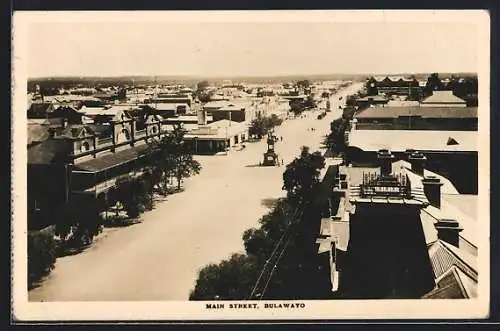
[324,118,349,155]
[425,73,444,93]
[28,227,58,289]
[282,146,325,206]
[249,114,283,139]
[115,177,144,218]
[189,253,260,300]
[248,115,267,139]
[163,125,202,190]
[190,148,328,300]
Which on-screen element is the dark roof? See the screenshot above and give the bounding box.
[86,124,113,137]
[27,124,50,145]
[73,144,149,173]
[59,125,89,138]
[355,107,478,119]
[422,266,476,299]
[428,240,477,281]
[28,139,72,164]
[28,102,54,114]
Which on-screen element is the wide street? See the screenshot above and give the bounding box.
[28,83,364,301]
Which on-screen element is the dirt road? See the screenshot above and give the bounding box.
[28,83,363,301]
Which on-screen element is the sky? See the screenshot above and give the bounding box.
[26,18,480,78]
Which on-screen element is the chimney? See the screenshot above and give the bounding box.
[377,149,394,176]
[408,151,427,176]
[435,219,463,247]
[422,176,443,208]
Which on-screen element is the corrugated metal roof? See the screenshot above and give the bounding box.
[427,240,477,281]
[73,145,149,172]
[422,266,475,299]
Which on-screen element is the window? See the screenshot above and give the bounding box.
[81,141,90,152]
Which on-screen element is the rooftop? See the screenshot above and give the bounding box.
[348,130,477,152]
[422,90,467,104]
[355,106,477,119]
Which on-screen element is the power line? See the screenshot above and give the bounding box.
[259,236,292,301]
[248,204,309,300]
[247,206,299,299]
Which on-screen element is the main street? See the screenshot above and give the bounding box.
[28,83,364,301]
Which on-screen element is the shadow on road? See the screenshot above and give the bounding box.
[245,164,264,168]
[104,217,142,229]
[261,198,281,209]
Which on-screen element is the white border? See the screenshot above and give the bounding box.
[12,10,490,321]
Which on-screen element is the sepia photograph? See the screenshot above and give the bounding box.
[12,10,490,321]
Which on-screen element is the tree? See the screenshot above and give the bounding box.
[290,100,305,116]
[296,80,311,90]
[189,253,260,300]
[197,80,210,91]
[324,118,348,155]
[304,95,315,109]
[282,146,325,206]
[248,115,267,139]
[249,114,283,139]
[425,73,444,93]
[190,148,329,300]
[196,80,212,103]
[164,124,202,190]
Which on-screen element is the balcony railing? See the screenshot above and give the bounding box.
[97,136,113,146]
[359,172,411,198]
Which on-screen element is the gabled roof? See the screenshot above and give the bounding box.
[422,91,467,104]
[28,102,54,114]
[86,123,113,137]
[427,240,477,282]
[58,125,93,139]
[423,265,476,299]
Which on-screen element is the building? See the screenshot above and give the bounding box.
[184,119,248,155]
[27,108,167,230]
[316,150,477,299]
[367,76,422,99]
[421,90,467,108]
[346,129,478,194]
[353,106,478,131]
[147,93,193,107]
[355,95,388,109]
[203,100,256,123]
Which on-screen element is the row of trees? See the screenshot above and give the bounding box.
[28,124,202,288]
[323,95,358,156]
[190,146,329,300]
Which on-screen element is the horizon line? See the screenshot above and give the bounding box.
[28,71,478,81]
